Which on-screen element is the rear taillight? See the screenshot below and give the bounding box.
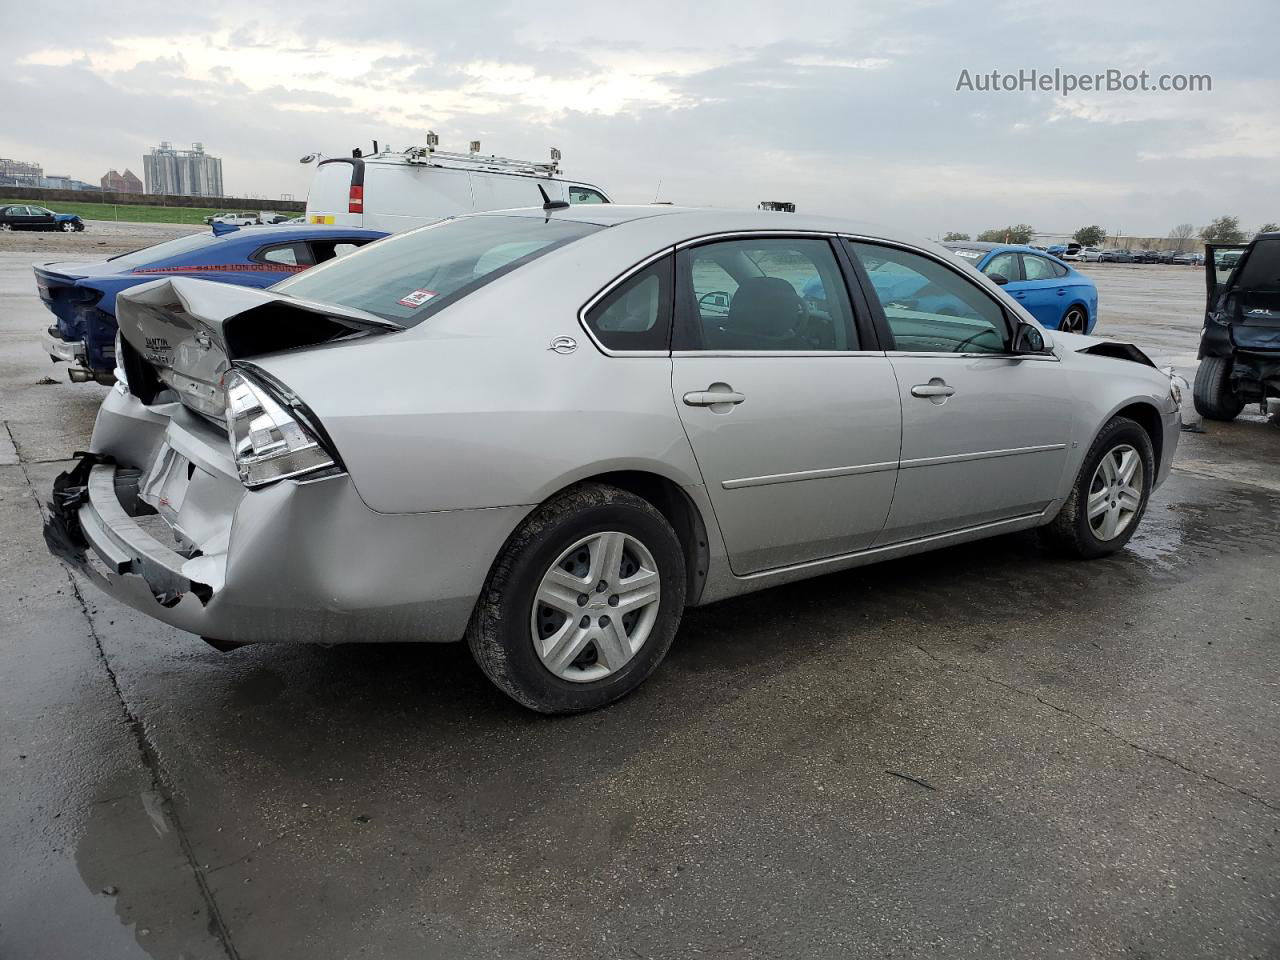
[113,330,129,395]
[224,369,337,488]
[348,184,364,214]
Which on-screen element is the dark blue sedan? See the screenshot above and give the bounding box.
[38,224,386,382]
[944,242,1098,334]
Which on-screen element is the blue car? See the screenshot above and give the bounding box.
[943,242,1098,334]
[37,224,386,382]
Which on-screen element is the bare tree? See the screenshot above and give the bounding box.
[1168,222,1195,253]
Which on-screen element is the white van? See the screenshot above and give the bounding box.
[304,147,611,232]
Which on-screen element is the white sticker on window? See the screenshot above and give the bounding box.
[398,288,438,307]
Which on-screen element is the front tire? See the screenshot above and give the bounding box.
[60,221,76,232]
[467,482,687,714]
[1042,416,1154,559]
[1192,356,1243,421]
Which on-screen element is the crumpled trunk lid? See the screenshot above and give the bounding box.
[115,276,397,421]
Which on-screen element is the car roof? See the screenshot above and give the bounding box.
[942,241,1066,258]
[476,204,936,248]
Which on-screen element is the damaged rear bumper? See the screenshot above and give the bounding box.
[45,455,214,607]
[44,388,531,645]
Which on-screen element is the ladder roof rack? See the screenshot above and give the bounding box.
[391,146,561,177]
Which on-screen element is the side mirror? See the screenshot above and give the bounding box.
[1012,322,1048,354]
[988,273,1010,285]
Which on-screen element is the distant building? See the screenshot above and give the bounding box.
[0,158,43,188]
[143,142,224,197]
[759,200,796,213]
[101,168,144,194]
[40,174,100,191]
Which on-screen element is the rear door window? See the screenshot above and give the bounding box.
[1021,255,1059,281]
[676,237,857,351]
[308,238,373,263]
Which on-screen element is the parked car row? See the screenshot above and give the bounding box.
[1077,246,1200,265]
[202,210,297,226]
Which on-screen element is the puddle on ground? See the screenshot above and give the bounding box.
[1125,476,1280,576]
[72,777,224,959]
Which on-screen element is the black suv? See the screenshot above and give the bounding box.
[1194,234,1280,420]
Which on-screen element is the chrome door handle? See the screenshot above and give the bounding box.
[910,381,956,398]
[683,388,746,406]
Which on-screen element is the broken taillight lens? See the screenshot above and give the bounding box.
[224,369,336,488]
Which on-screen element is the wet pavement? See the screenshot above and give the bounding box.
[1,244,1277,959]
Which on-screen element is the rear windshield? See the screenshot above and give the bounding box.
[107,231,224,269]
[1235,238,1280,293]
[272,215,602,326]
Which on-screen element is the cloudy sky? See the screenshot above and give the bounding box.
[2,0,1275,238]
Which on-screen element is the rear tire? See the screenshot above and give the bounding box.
[467,482,686,714]
[1041,416,1154,560]
[1060,306,1088,334]
[1192,356,1243,421]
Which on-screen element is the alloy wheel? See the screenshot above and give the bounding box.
[1061,308,1087,334]
[531,530,661,683]
[1087,444,1143,541]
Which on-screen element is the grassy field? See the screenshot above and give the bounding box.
[3,198,227,225]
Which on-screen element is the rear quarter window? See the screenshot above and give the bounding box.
[583,256,673,352]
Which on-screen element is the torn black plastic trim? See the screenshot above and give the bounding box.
[43,451,116,564]
[1076,342,1156,368]
[43,453,214,609]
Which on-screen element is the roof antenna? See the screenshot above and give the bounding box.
[653,178,663,203]
[538,183,569,212]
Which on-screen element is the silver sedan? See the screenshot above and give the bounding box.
[45,206,1181,712]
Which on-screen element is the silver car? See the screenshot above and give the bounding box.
[45,206,1181,713]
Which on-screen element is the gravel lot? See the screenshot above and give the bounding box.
[0,220,200,258]
[1,227,1277,960]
